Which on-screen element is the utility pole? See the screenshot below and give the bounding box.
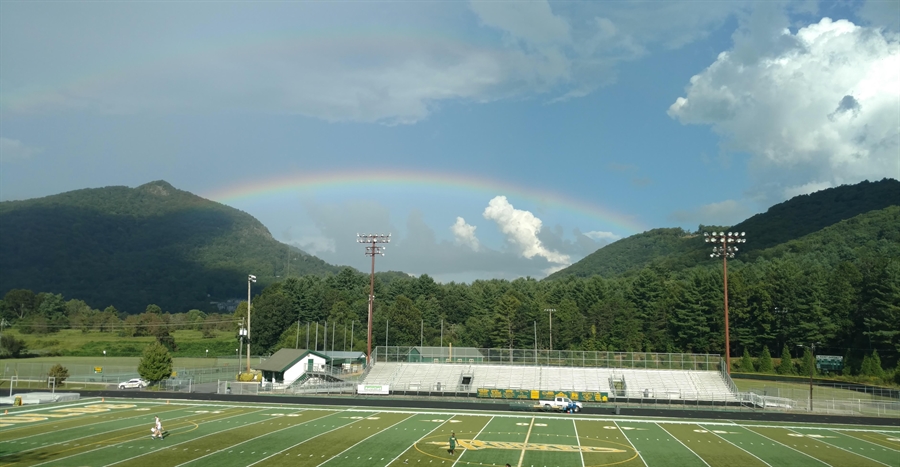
[357,233,390,366]
[704,231,746,373]
[545,308,556,351]
[247,274,256,373]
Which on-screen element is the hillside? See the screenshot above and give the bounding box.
[0,181,342,313]
[550,178,900,279]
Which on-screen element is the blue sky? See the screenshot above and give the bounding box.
[1,1,898,282]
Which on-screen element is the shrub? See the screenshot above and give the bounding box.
[776,344,795,375]
[757,346,774,373]
[48,364,69,385]
[0,334,28,357]
[739,348,755,373]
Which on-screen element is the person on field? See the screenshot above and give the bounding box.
[151,416,164,440]
[447,432,457,455]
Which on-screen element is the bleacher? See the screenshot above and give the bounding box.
[360,362,735,401]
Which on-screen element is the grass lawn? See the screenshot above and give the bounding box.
[733,377,896,402]
[0,399,897,467]
[3,328,238,358]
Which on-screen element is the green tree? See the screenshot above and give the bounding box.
[757,346,774,373]
[48,363,70,385]
[776,344,795,375]
[739,348,755,373]
[138,341,173,384]
[798,347,815,378]
[0,334,28,357]
[859,349,885,379]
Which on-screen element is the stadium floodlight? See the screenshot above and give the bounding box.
[704,230,749,374]
[358,233,391,365]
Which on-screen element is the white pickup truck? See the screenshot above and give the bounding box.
[539,396,582,412]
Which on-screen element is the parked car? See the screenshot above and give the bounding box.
[118,378,148,389]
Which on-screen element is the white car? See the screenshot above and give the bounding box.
[118,378,148,389]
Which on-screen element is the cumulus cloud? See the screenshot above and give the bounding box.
[0,137,41,162]
[669,18,900,203]
[670,199,754,226]
[482,196,570,265]
[451,217,480,251]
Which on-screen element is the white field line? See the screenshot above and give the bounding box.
[452,415,494,467]
[0,398,101,415]
[741,425,832,467]
[0,405,221,454]
[384,414,458,467]
[170,409,337,467]
[827,429,900,452]
[516,417,536,467]
[613,420,647,467]
[25,408,268,467]
[316,414,414,467]
[656,423,712,467]
[573,419,586,467]
[787,427,893,467]
[698,423,773,467]
[245,411,384,467]
[0,403,185,442]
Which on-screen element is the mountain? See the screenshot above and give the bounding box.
[0,181,342,313]
[549,178,900,279]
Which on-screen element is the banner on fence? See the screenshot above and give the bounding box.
[357,384,390,395]
[476,388,608,402]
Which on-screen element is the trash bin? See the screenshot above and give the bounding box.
[14,396,22,406]
[614,406,620,415]
[436,382,441,391]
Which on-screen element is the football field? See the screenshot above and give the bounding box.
[1,399,897,467]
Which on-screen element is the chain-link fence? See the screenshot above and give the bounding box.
[373,346,724,370]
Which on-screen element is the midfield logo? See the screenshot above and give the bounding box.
[428,439,626,453]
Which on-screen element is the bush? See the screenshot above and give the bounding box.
[138,341,173,384]
[1,334,28,357]
[859,349,885,379]
[48,363,70,385]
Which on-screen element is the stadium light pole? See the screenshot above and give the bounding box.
[247,274,256,373]
[358,233,390,366]
[704,231,746,374]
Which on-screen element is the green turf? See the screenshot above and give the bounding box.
[0,399,897,467]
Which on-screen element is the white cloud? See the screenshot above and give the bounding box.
[584,231,622,242]
[451,217,480,251]
[0,137,41,162]
[469,0,570,46]
[482,196,570,265]
[670,199,754,226]
[783,180,833,199]
[669,18,900,203]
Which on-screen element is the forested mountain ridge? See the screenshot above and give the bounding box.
[550,178,900,279]
[0,181,341,313]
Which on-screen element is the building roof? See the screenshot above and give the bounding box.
[410,346,485,358]
[320,351,366,360]
[256,349,326,372]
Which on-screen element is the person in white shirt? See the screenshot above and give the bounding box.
[151,416,163,440]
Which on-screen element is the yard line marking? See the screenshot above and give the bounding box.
[452,415,493,467]
[573,419,586,467]
[0,405,239,458]
[0,404,184,442]
[25,408,268,467]
[244,411,384,467]
[516,417,535,467]
[656,423,711,467]
[316,414,414,466]
[699,424,772,467]
[786,428,893,467]
[613,420,646,467]
[742,426,832,467]
[384,414,458,467]
[170,409,334,467]
[830,429,900,452]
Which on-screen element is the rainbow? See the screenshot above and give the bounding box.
[204,170,646,234]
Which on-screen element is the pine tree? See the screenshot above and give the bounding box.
[777,344,795,375]
[138,341,173,384]
[859,349,885,379]
[739,348,755,373]
[757,346,774,373]
[797,347,815,378]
